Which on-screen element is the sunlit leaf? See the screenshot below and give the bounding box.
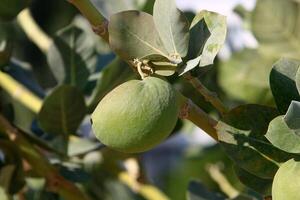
[272,159,300,199]
[266,101,300,153]
[153,0,189,62]
[108,10,169,62]
[193,10,226,67]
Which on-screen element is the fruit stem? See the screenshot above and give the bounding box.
[178,94,218,141]
[183,72,228,117]
[17,9,52,53]
[68,0,109,42]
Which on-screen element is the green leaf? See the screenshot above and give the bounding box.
[269,58,300,113]
[233,165,272,195]
[266,101,300,153]
[47,25,97,89]
[87,58,134,112]
[296,64,300,94]
[217,121,279,179]
[153,0,189,63]
[252,0,300,59]
[219,49,275,104]
[187,180,225,200]
[0,0,31,21]
[217,104,295,179]
[187,16,210,61]
[68,136,102,157]
[38,85,86,136]
[108,10,169,62]
[178,56,201,76]
[272,159,300,199]
[192,10,226,67]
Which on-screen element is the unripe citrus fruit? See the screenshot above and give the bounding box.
[91,77,182,153]
[272,159,300,200]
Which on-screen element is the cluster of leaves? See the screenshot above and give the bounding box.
[1,0,300,199]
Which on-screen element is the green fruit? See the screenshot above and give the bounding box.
[91,77,182,153]
[0,0,31,21]
[272,159,300,200]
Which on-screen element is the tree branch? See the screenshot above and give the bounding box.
[179,97,218,141]
[17,9,52,53]
[68,0,109,42]
[0,114,91,200]
[0,71,42,113]
[184,72,228,116]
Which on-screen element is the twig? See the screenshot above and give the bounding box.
[0,71,42,113]
[68,0,109,42]
[183,72,228,116]
[207,164,239,198]
[17,9,52,53]
[179,97,218,141]
[0,114,91,200]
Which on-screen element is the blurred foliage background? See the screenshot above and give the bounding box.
[0,0,299,199]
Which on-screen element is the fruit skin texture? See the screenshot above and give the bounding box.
[272,159,300,200]
[91,77,181,153]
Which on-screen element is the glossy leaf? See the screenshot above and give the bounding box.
[193,10,226,67]
[217,121,279,179]
[187,180,225,200]
[266,101,300,153]
[252,0,300,59]
[217,104,295,179]
[234,165,272,195]
[38,85,86,136]
[178,15,210,75]
[108,11,169,62]
[47,25,97,89]
[269,58,300,113]
[187,16,210,61]
[153,0,189,62]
